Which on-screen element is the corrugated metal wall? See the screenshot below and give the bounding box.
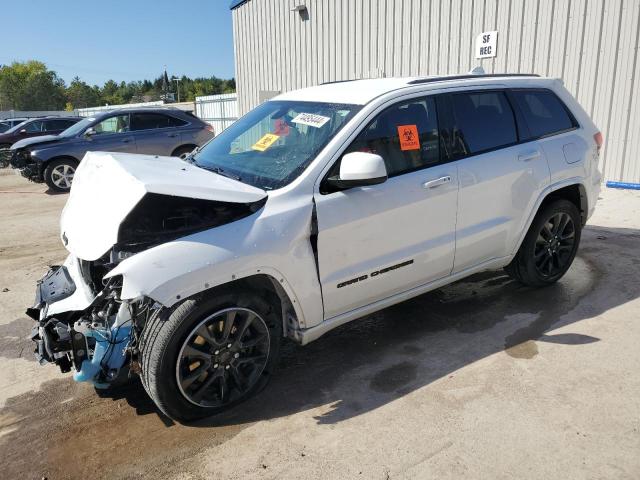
[232,0,640,182]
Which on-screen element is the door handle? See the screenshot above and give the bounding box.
[518,150,541,162]
[122,138,132,143]
[168,133,178,138]
[422,175,452,189]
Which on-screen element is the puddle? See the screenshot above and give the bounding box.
[370,361,418,393]
[505,340,539,359]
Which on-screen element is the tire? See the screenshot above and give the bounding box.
[139,289,281,422]
[505,199,582,287]
[172,145,196,159]
[44,158,78,192]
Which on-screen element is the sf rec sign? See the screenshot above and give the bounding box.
[476,31,498,59]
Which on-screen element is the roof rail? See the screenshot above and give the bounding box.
[320,79,360,86]
[407,73,539,85]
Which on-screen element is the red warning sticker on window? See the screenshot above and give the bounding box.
[273,118,290,136]
[397,124,420,151]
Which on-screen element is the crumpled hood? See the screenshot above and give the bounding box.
[61,151,266,261]
[10,135,61,150]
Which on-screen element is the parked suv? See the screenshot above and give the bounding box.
[28,73,601,421]
[9,108,215,191]
[0,116,81,149]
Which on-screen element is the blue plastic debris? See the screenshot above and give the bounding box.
[73,324,132,388]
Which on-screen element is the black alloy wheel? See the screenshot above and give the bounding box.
[176,307,271,408]
[504,198,582,287]
[533,211,576,278]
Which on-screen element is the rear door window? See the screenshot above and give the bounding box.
[131,113,174,131]
[510,89,577,139]
[438,91,518,160]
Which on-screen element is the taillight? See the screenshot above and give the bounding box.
[205,124,215,133]
[594,131,603,154]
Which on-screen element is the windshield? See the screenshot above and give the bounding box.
[191,100,360,190]
[59,117,95,137]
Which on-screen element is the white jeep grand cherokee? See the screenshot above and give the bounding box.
[29,73,602,421]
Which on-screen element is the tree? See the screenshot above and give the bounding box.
[0,61,66,110]
[0,60,235,110]
[65,77,101,109]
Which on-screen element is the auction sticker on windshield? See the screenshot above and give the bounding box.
[291,113,331,128]
[252,133,280,152]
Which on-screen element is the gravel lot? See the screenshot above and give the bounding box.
[1,168,639,480]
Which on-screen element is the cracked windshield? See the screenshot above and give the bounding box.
[191,100,360,190]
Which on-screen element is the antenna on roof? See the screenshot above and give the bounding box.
[469,66,486,75]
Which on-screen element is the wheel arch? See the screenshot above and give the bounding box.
[109,260,307,344]
[511,180,587,257]
[193,273,304,344]
[43,154,80,174]
[171,144,198,157]
[540,183,588,226]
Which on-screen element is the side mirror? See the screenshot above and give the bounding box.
[19,128,27,134]
[326,152,388,190]
[84,128,96,138]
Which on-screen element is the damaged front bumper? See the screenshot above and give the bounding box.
[29,255,152,388]
[9,149,43,182]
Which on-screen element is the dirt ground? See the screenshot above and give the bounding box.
[1,168,639,480]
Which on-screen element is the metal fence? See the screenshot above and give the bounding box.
[195,93,238,135]
[75,101,164,117]
[0,110,77,119]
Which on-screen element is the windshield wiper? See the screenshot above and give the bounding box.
[181,146,200,164]
[200,165,242,181]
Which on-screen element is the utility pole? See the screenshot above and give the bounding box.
[172,77,182,103]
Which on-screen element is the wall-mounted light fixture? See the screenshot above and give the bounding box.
[291,4,309,20]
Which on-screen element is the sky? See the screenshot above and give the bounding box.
[2,0,236,86]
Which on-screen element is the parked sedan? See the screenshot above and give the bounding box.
[10,108,215,192]
[0,117,81,149]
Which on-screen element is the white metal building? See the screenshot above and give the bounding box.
[230,0,640,183]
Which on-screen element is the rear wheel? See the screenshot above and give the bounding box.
[139,290,281,422]
[44,158,78,192]
[505,199,581,287]
[172,145,196,159]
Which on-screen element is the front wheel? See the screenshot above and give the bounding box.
[139,290,281,422]
[44,158,78,192]
[505,199,582,287]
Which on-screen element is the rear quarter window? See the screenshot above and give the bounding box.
[511,89,577,139]
[167,115,188,127]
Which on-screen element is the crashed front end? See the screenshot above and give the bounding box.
[29,257,153,387]
[29,151,267,388]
